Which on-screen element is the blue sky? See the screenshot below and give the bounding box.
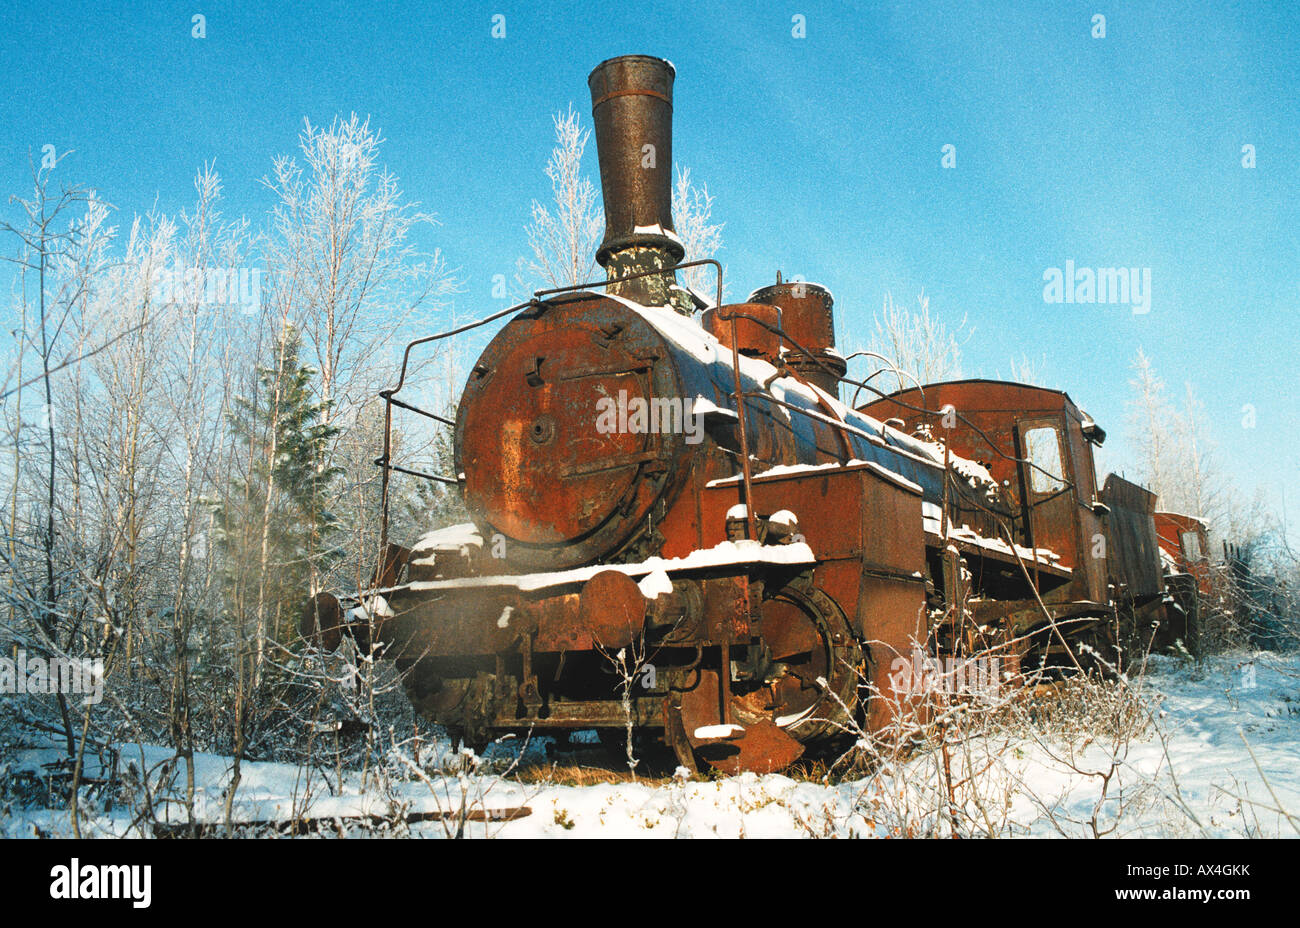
[1,1,1296,540]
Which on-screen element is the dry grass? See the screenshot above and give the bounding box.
[509,762,676,787]
[503,744,679,786]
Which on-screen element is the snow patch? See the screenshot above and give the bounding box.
[694,724,745,740]
[411,523,484,566]
[637,570,673,599]
[633,222,684,246]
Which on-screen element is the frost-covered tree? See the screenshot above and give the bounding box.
[515,107,724,301]
[1008,353,1050,388]
[516,105,604,292]
[852,291,971,392]
[670,166,724,299]
[1127,348,1175,500]
[0,158,113,761]
[263,114,454,432]
[1125,349,1242,547]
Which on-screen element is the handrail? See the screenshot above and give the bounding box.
[843,350,925,407]
[376,257,729,549]
[711,307,1069,492]
[374,459,459,486]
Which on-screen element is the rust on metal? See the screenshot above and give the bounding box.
[701,302,784,363]
[692,718,805,776]
[578,570,647,650]
[301,592,343,652]
[749,278,846,396]
[588,55,689,313]
[314,56,1218,775]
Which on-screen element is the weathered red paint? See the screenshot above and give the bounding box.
[1155,511,1212,596]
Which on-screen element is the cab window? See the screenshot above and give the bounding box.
[1181,530,1204,562]
[1025,426,1065,495]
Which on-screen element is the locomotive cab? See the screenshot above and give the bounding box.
[861,380,1165,664]
[860,381,1107,601]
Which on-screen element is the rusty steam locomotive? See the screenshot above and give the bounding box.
[304,55,1199,774]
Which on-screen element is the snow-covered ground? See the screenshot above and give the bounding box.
[4,651,1297,838]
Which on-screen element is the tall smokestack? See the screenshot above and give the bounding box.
[588,55,690,314]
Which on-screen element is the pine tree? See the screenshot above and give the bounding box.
[212,322,342,653]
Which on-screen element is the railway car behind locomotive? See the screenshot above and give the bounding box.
[1154,512,1213,655]
[304,55,1203,773]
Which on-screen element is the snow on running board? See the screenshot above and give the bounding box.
[708,458,924,495]
[921,503,1066,569]
[395,540,817,594]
